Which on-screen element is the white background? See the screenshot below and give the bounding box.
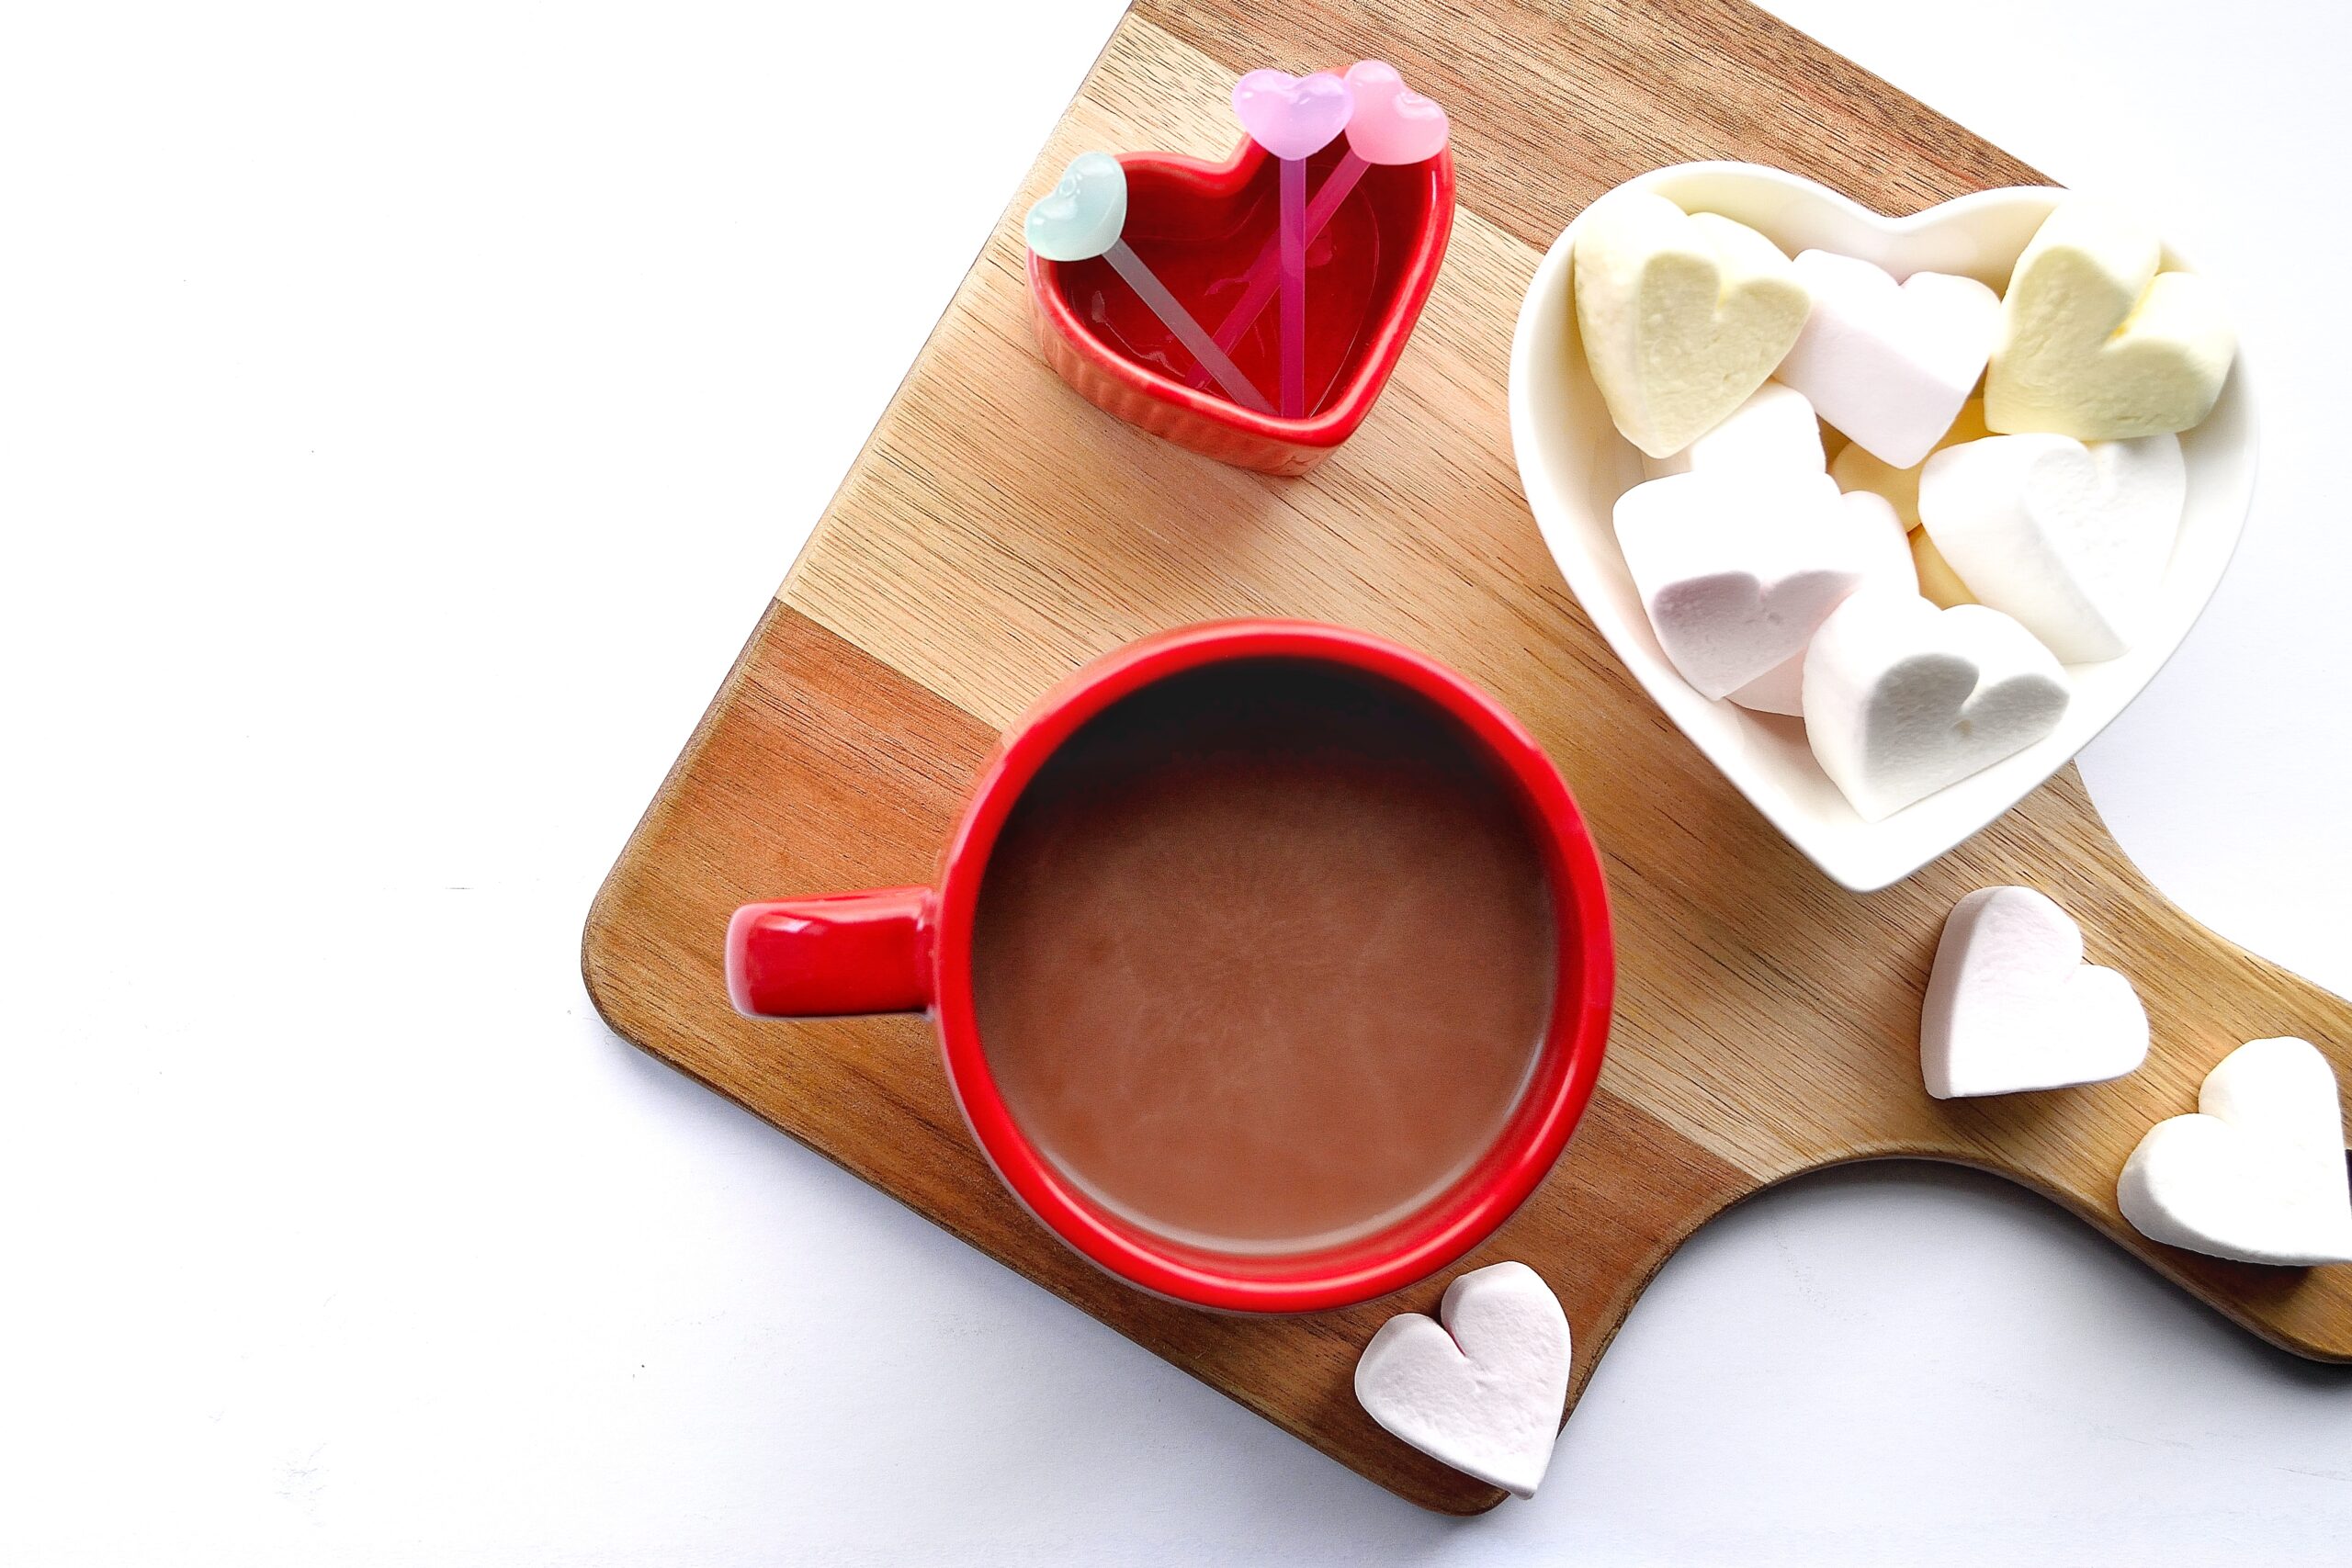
[5,2,2348,1562]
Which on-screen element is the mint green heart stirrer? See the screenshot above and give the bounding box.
[1026,152,1272,415]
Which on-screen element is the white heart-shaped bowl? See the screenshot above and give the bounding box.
[1509,163,2258,892]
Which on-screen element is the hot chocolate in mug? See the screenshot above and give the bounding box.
[729,621,1613,1312]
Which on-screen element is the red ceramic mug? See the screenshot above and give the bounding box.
[727,621,1613,1313]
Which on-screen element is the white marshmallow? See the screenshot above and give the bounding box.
[2118,1038,2352,1267]
[1920,886,2148,1099]
[1615,472,1882,701]
[1803,591,2070,822]
[1573,192,1811,459]
[1634,386,1914,718]
[1354,1261,1572,1498]
[1645,382,1824,479]
[1725,489,1916,716]
[1986,197,2236,440]
[1917,433,2184,663]
[1774,251,2000,468]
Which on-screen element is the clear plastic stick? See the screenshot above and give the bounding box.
[1187,151,1368,390]
[1102,240,1272,415]
[1278,155,1308,417]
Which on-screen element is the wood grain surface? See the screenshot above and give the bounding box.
[582,0,2352,1514]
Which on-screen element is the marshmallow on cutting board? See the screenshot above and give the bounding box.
[1918,433,2185,662]
[1725,489,1917,716]
[1803,590,2070,822]
[2118,1038,2352,1267]
[1355,1261,1572,1498]
[1775,251,1999,468]
[1985,197,2235,439]
[1921,886,2148,1099]
[1574,192,1812,459]
[1615,471,1887,701]
[1645,382,1824,479]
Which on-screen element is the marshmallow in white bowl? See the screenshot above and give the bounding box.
[1921,886,2148,1099]
[1917,432,2185,664]
[1986,197,2236,441]
[1726,490,1917,716]
[1831,398,1992,531]
[1909,527,1978,608]
[1509,163,2256,890]
[1632,383,1913,717]
[1571,191,1811,459]
[2118,1038,2352,1267]
[1645,382,1824,479]
[1614,471,1879,701]
[1775,250,1999,468]
[1354,1261,1572,1499]
[1803,590,2070,823]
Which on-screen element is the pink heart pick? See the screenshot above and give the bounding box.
[1231,69,1354,161]
[1342,61,1449,166]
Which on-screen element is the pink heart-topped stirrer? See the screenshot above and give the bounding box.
[1194,62,1450,394]
[1231,68,1355,417]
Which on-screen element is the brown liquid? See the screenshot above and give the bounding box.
[971,659,1556,1254]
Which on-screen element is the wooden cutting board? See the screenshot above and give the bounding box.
[582,0,2352,1514]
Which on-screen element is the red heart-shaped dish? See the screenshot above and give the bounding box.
[1027,135,1455,476]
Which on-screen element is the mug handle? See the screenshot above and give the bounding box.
[726,886,934,1017]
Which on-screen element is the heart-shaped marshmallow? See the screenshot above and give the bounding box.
[1909,527,1978,609]
[1573,192,1811,459]
[1630,383,1914,715]
[1645,381,1823,479]
[1024,152,1128,264]
[1832,398,1992,531]
[1920,886,2149,1099]
[1985,197,2236,440]
[1231,69,1354,161]
[1341,61,1448,165]
[1615,471,1883,700]
[2118,1037,2352,1267]
[1803,590,2070,822]
[1831,399,1989,611]
[1634,383,1878,715]
[1917,432,2184,663]
[1354,1261,1571,1498]
[1775,251,2000,468]
[1725,489,1917,716]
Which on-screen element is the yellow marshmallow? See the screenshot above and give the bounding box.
[1910,526,1978,608]
[1572,193,1811,459]
[1830,400,1991,529]
[1985,197,2235,439]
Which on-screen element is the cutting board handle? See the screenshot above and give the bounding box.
[1908,815,2352,1362]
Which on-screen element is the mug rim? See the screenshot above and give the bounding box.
[931,620,1615,1313]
